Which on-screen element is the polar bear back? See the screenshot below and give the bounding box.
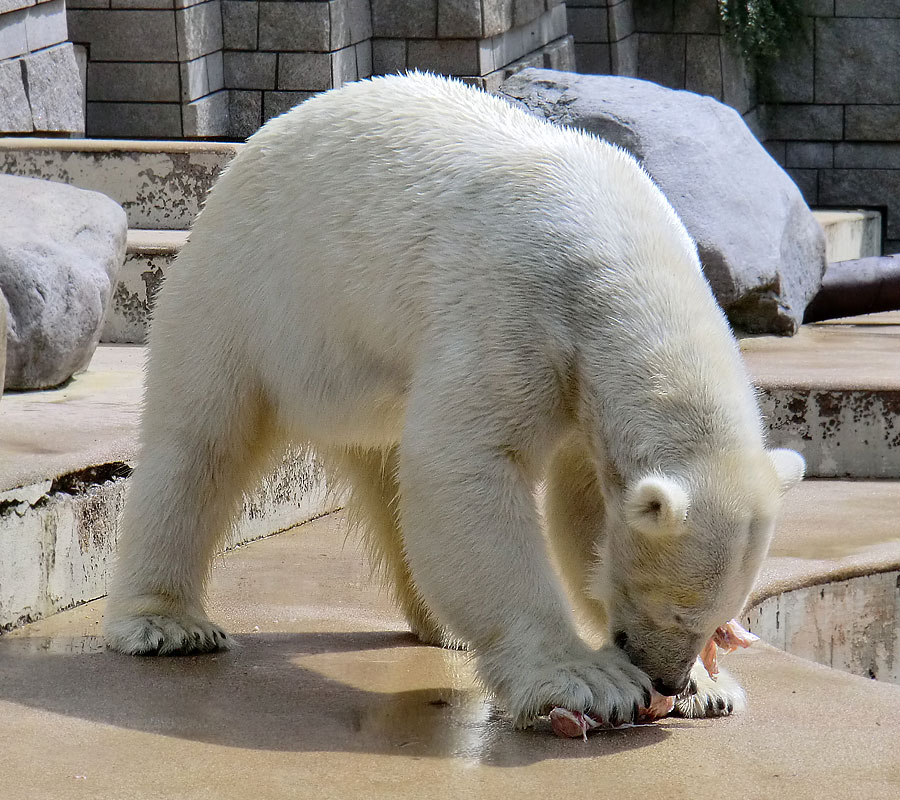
[155,72,759,458]
[189,75,693,348]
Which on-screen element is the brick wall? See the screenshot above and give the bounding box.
[224,0,576,140]
[67,0,227,138]
[0,0,84,134]
[758,1,900,253]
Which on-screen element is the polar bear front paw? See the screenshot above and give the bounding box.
[497,644,652,728]
[104,613,232,656]
[674,661,746,718]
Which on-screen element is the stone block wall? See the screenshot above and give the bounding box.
[758,1,900,254]
[0,0,84,134]
[62,0,574,140]
[368,0,572,91]
[567,0,757,121]
[224,0,575,140]
[67,0,227,138]
[223,0,375,139]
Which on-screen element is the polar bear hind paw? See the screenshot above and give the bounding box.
[674,662,746,718]
[104,613,232,656]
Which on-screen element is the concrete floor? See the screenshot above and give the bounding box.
[0,345,142,493]
[2,490,900,800]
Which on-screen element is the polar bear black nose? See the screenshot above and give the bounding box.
[652,676,689,696]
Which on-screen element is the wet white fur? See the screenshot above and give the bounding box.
[104,73,803,725]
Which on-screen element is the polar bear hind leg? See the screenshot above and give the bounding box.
[327,446,449,647]
[543,432,610,634]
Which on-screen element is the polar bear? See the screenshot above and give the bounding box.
[104,72,804,726]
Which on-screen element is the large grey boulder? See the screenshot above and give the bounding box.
[497,69,827,335]
[0,175,127,390]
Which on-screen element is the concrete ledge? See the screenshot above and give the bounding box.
[813,208,882,262]
[746,570,898,684]
[757,386,900,478]
[102,229,189,343]
[0,137,239,228]
[742,314,900,478]
[0,451,331,631]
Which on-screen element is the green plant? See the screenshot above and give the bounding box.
[717,0,804,64]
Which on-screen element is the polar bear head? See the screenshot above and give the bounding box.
[597,448,805,696]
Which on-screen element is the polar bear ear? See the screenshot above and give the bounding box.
[768,448,806,495]
[625,475,690,537]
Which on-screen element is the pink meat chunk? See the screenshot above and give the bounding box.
[549,689,674,739]
[701,619,759,679]
[549,708,601,740]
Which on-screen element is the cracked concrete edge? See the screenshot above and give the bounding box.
[0,450,335,631]
[760,387,900,478]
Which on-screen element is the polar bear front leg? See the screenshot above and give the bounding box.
[674,661,746,718]
[104,443,238,656]
[397,390,651,726]
[104,354,279,656]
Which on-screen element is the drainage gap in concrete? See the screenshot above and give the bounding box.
[50,461,132,495]
[744,571,899,684]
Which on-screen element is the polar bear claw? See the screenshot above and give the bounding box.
[105,614,232,656]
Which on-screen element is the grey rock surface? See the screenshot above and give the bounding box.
[497,69,827,334]
[0,174,126,390]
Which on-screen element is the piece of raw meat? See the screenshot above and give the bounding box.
[700,619,759,680]
[548,708,601,740]
[549,689,673,739]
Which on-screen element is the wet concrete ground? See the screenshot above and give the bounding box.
[2,492,899,800]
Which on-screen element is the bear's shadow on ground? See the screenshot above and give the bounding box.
[0,629,674,766]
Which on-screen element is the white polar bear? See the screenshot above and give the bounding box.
[104,72,804,726]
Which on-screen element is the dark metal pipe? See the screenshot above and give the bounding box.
[803,255,900,323]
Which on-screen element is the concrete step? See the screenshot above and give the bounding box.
[742,312,900,479]
[102,229,189,344]
[0,137,238,230]
[0,345,333,632]
[813,208,882,262]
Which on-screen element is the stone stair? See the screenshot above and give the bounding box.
[0,137,238,342]
[102,229,189,343]
[743,312,900,479]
